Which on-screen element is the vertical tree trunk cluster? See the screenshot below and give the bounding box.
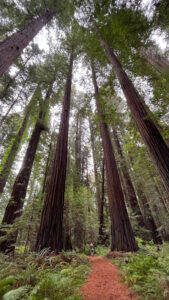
[36,51,74,253]
[0,82,53,253]
[91,61,138,252]
[0,85,40,194]
[99,38,169,193]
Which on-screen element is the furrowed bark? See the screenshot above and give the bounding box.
[100,37,169,193]
[0,11,53,78]
[35,52,74,253]
[91,61,138,252]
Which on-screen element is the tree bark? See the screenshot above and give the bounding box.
[91,61,138,252]
[0,83,52,253]
[40,139,52,200]
[99,157,105,242]
[112,128,146,229]
[0,85,39,194]
[99,37,169,193]
[89,119,102,225]
[75,116,82,180]
[0,11,53,78]
[35,52,74,253]
[136,188,162,244]
[140,48,169,74]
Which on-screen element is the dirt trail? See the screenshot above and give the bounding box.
[82,257,136,300]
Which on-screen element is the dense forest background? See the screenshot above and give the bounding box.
[0,0,169,299]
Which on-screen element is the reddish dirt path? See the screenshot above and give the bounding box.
[82,257,136,300]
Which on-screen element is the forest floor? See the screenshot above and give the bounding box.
[82,256,135,300]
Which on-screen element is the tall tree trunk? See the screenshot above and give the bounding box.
[140,48,169,74]
[99,37,169,193]
[0,85,39,194]
[74,115,82,192]
[91,62,138,252]
[75,116,82,180]
[89,119,102,228]
[141,99,169,147]
[0,11,53,78]
[136,188,162,244]
[0,53,33,101]
[0,83,52,253]
[40,139,52,200]
[64,195,72,251]
[0,79,28,128]
[99,157,105,243]
[35,52,74,253]
[112,128,146,230]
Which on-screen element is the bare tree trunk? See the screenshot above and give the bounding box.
[41,138,52,200]
[64,196,72,251]
[91,61,138,252]
[112,128,146,229]
[0,83,53,253]
[99,157,105,243]
[74,115,82,187]
[99,37,169,193]
[0,85,39,194]
[0,11,53,78]
[140,48,169,74]
[89,119,102,224]
[35,52,74,253]
[136,188,162,244]
[75,117,80,176]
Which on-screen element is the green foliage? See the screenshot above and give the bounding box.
[0,252,90,300]
[94,245,109,257]
[111,240,169,299]
[3,286,29,300]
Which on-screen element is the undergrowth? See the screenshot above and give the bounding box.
[0,251,90,300]
[110,238,169,300]
[94,245,109,257]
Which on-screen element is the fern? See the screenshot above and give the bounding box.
[2,285,29,300]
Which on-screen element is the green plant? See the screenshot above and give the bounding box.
[0,252,91,300]
[94,245,109,257]
[110,241,169,299]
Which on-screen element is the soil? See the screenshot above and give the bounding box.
[82,257,136,300]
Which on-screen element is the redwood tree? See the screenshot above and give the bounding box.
[99,37,169,194]
[140,47,169,74]
[91,61,138,252]
[35,51,74,253]
[112,128,146,230]
[0,10,53,78]
[0,82,53,253]
[0,86,40,194]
